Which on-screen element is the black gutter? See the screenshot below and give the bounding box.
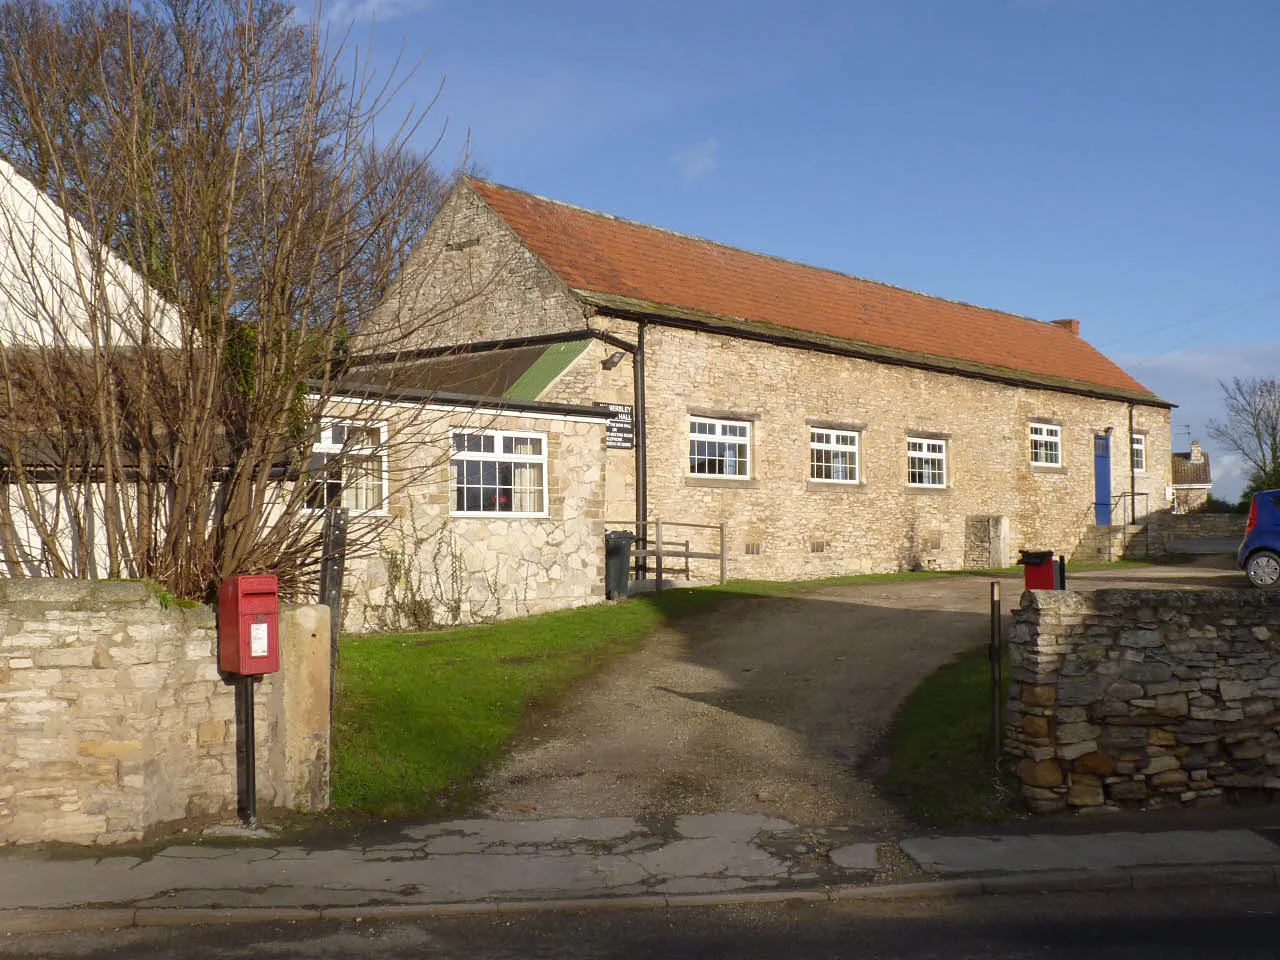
[588,305,1175,410]
[316,380,614,420]
[348,328,637,367]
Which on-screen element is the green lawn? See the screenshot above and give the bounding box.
[883,645,1020,825]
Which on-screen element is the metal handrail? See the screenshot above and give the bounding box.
[604,517,728,586]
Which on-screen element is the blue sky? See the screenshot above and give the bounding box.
[339,0,1280,499]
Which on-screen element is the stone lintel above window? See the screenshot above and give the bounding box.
[905,429,951,441]
[687,406,761,422]
[1028,416,1064,427]
[807,418,867,433]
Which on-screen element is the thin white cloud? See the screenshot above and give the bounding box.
[317,0,428,26]
[673,138,720,182]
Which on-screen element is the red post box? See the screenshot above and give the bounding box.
[1018,550,1064,591]
[218,574,280,675]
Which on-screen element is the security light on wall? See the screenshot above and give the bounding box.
[601,351,626,370]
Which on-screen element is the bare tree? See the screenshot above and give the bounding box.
[1208,377,1280,499]
[0,0,478,600]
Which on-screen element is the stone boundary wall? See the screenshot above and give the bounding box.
[1007,588,1280,814]
[1153,512,1246,543]
[1,580,330,845]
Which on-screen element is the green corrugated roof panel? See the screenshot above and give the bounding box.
[502,339,591,401]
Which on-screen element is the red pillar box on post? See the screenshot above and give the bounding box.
[218,574,279,827]
[218,574,280,676]
[1017,550,1058,591]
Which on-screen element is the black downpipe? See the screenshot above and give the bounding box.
[634,323,648,575]
[1128,404,1136,525]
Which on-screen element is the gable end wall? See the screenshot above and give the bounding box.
[359,184,588,354]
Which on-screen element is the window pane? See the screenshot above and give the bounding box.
[451,431,547,514]
[504,436,542,456]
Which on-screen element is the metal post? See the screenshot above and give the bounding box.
[989,581,1002,768]
[319,506,348,715]
[236,675,257,827]
[719,523,727,585]
[655,518,664,592]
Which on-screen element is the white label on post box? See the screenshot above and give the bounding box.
[250,621,269,658]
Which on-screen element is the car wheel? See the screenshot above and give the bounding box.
[1246,550,1280,588]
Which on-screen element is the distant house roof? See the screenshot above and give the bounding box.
[1173,450,1213,487]
[466,178,1169,407]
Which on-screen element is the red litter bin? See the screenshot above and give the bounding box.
[1018,550,1063,590]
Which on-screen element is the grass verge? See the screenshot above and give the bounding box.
[331,586,750,817]
[883,645,1021,826]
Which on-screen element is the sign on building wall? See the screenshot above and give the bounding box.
[594,402,634,449]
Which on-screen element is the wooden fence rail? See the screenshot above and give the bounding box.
[604,518,728,588]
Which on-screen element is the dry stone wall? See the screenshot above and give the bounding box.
[1007,588,1280,814]
[0,580,330,845]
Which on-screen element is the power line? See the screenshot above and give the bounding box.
[1096,290,1280,352]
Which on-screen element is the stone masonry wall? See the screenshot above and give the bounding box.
[1007,588,1280,814]
[632,324,1171,581]
[342,409,608,632]
[1157,512,1246,542]
[1142,512,1246,558]
[0,580,330,845]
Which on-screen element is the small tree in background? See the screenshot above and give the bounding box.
[1208,377,1280,504]
[0,0,481,599]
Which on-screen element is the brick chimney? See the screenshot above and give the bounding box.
[1051,318,1081,336]
[1190,440,1203,463]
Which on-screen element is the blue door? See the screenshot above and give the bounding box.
[1094,434,1112,525]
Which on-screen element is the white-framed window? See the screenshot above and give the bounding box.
[306,421,388,513]
[689,417,750,477]
[907,437,947,488]
[1131,433,1146,473]
[1030,422,1062,466]
[810,428,860,483]
[451,429,547,516]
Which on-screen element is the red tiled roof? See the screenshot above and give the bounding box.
[1172,451,1212,486]
[467,179,1163,402]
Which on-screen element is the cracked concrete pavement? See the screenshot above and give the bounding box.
[4,815,1280,920]
[0,814,884,911]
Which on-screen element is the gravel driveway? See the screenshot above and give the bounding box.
[481,561,1245,832]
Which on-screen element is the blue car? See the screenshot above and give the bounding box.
[1238,488,1280,588]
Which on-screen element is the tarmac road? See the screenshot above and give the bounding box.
[482,562,1244,830]
[4,885,1279,959]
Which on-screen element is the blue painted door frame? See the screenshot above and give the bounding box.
[1094,434,1112,525]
